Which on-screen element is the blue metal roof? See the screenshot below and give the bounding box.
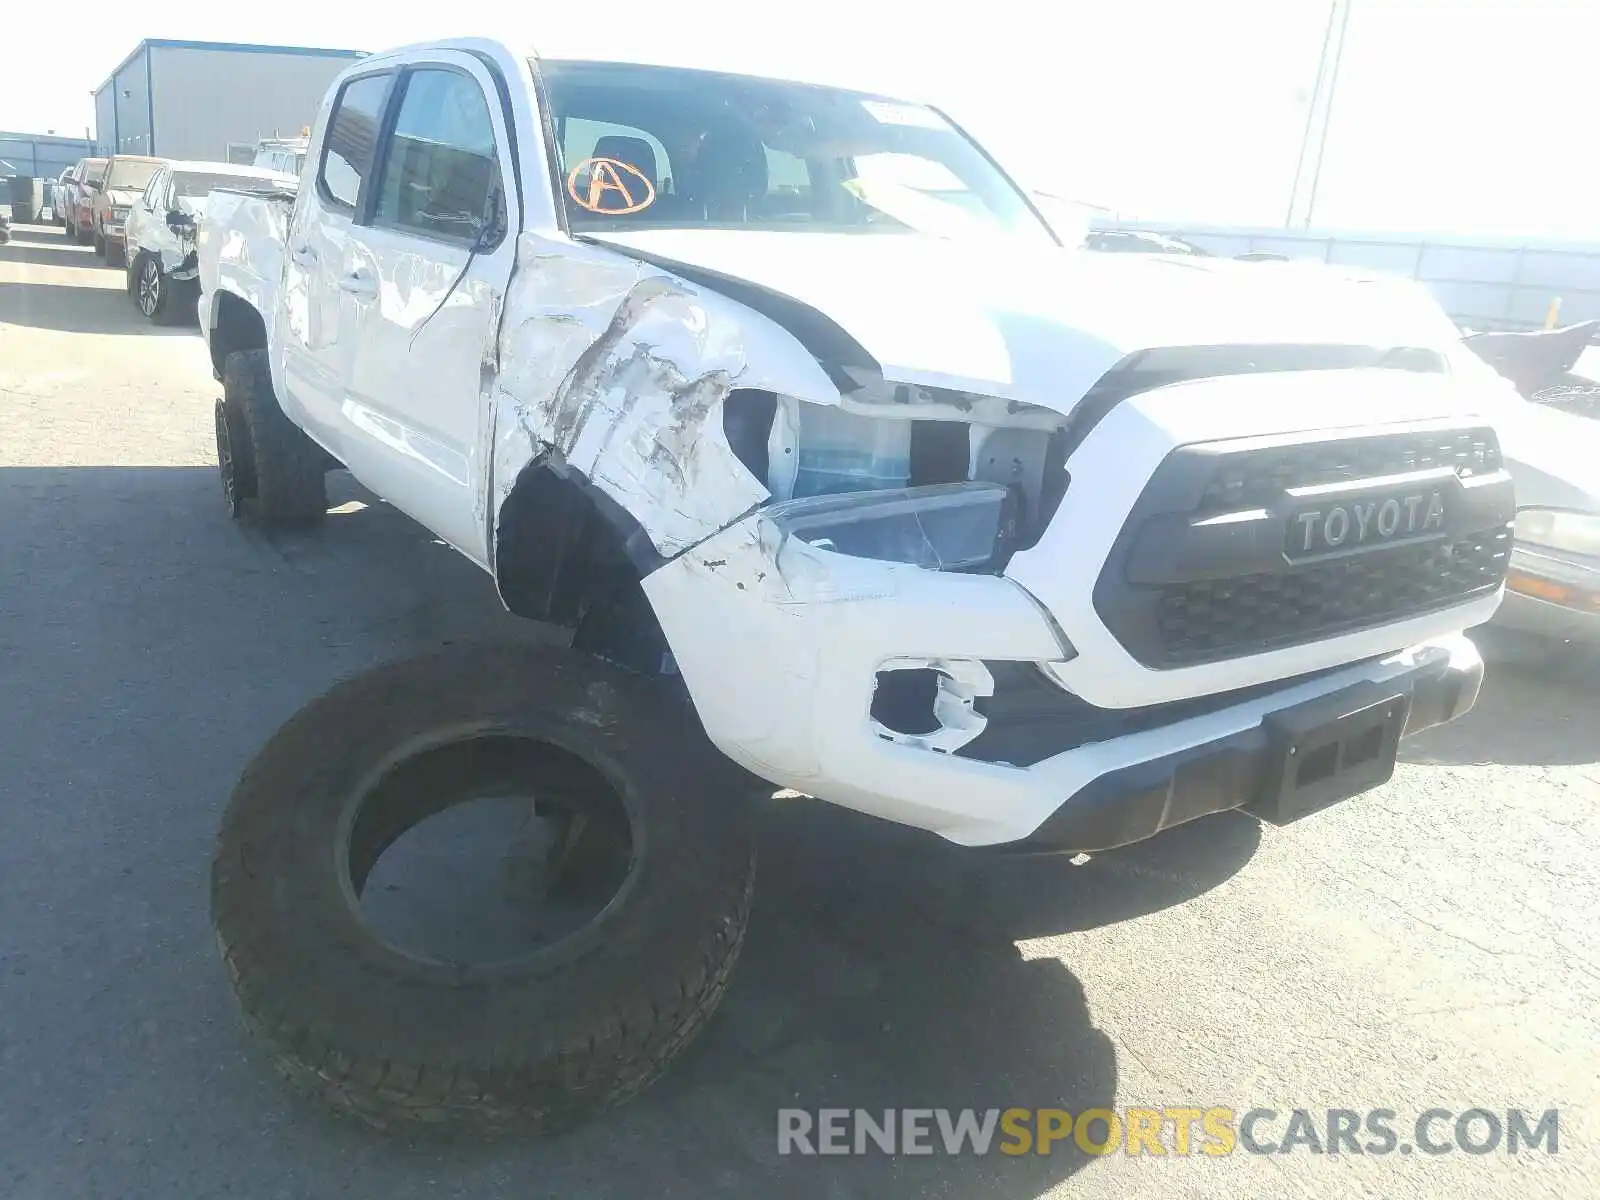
[95,38,366,96]
[0,130,98,146]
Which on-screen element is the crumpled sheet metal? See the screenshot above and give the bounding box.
[491,235,838,560]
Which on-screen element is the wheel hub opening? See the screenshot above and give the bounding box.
[347,735,635,967]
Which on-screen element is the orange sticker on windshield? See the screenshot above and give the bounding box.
[567,157,656,215]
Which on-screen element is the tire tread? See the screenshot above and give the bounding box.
[210,644,754,1137]
[222,349,327,525]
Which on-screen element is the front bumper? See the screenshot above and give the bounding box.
[170,250,200,282]
[644,511,1485,848]
[1492,546,1600,644]
[1011,636,1480,853]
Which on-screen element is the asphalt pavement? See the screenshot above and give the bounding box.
[2,224,1596,1199]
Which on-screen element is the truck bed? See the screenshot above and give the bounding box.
[197,186,297,354]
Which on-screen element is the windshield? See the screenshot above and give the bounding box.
[173,172,260,200]
[538,60,1055,244]
[107,160,162,190]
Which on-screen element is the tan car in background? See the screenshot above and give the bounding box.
[92,155,167,266]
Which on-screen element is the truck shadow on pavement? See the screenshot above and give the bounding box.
[0,278,192,335]
[1402,646,1600,767]
[0,463,1263,1198]
[1,225,105,271]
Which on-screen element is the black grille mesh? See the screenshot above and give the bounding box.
[1155,526,1511,666]
[1200,428,1502,513]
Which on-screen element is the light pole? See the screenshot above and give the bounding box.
[1286,0,1352,229]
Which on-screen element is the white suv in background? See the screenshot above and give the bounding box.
[251,137,309,180]
[122,160,291,324]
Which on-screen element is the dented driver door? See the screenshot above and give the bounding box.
[334,53,520,566]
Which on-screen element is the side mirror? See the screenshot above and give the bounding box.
[167,209,195,234]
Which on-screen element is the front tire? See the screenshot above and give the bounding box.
[217,349,328,525]
[211,644,754,1137]
[93,230,105,256]
[134,254,172,323]
[105,240,125,268]
[64,220,77,244]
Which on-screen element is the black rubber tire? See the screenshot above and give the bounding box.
[210,643,755,1137]
[93,230,104,256]
[63,220,77,244]
[133,253,175,323]
[220,349,327,525]
[105,239,125,269]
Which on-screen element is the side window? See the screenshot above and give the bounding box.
[372,68,500,243]
[142,171,164,209]
[560,117,673,211]
[319,73,391,211]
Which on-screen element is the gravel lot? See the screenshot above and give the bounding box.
[2,223,1597,1199]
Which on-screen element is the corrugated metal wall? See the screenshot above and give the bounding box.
[110,49,153,155]
[94,88,115,157]
[1098,221,1600,332]
[0,133,94,180]
[149,46,352,163]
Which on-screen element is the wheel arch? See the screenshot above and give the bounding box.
[493,458,669,670]
[208,290,269,379]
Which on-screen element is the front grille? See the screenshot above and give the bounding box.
[1093,424,1517,668]
[1200,428,1502,514]
[1156,526,1511,665]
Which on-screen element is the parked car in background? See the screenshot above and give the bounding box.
[1444,350,1600,653]
[123,160,290,324]
[62,157,106,244]
[92,155,166,265]
[251,136,308,179]
[51,168,76,224]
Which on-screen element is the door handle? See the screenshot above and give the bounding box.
[338,270,377,298]
[290,245,318,268]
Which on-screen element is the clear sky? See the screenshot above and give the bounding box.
[2,0,1592,238]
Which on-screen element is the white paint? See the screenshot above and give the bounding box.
[490,234,838,558]
[646,518,1482,845]
[592,228,1467,410]
[641,514,1068,808]
[197,187,292,352]
[1007,368,1507,709]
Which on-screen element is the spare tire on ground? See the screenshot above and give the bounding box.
[210,643,755,1137]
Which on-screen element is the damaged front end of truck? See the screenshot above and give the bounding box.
[483,220,1509,849]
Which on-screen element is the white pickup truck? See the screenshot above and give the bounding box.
[198,38,1515,1135]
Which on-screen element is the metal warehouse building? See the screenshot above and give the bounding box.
[94,39,364,164]
[2,130,96,181]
